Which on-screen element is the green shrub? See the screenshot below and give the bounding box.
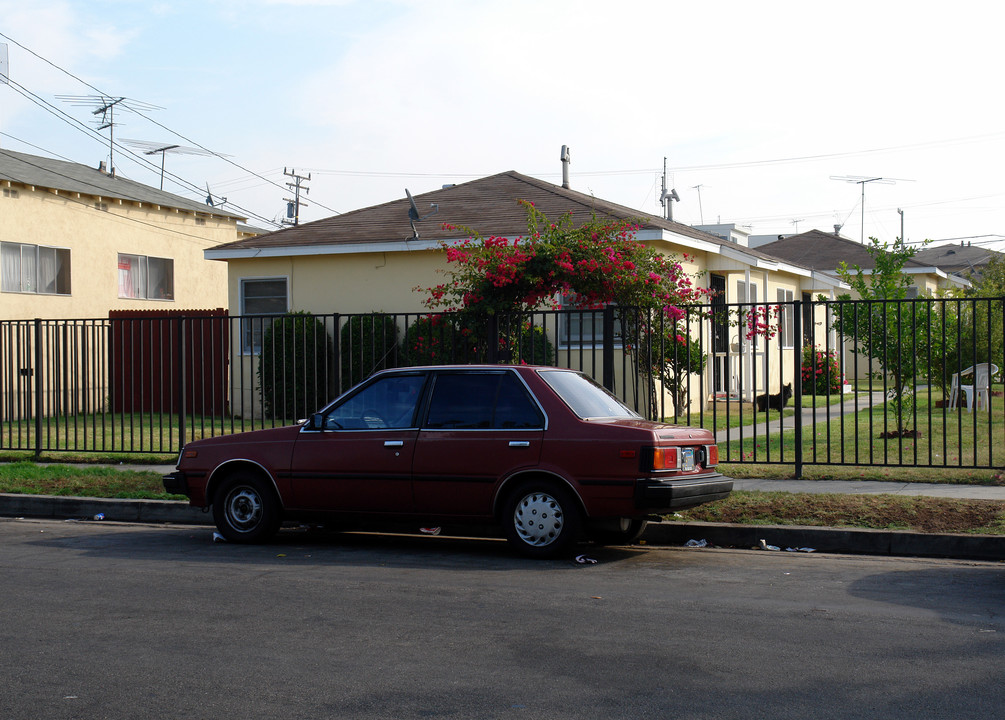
[340,314,400,391]
[403,313,555,366]
[258,312,333,420]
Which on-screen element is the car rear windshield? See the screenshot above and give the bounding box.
[538,369,640,419]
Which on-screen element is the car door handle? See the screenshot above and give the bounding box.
[384,440,404,447]
[508,441,530,447]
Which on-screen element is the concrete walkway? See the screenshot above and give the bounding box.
[714,391,885,445]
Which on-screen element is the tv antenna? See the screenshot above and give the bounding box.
[57,95,164,174]
[405,188,439,240]
[121,139,222,190]
[830,175,913,243]
[691,184,707,224]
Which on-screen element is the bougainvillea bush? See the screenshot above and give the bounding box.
[419,201,710,410]
[421,201,710,318]
[801,346,842,395]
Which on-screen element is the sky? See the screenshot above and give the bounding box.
[1,0,1003,250]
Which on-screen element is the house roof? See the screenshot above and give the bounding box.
[913,243,1000,278]
[755,229,933,271]
[0,148,245,220]
[206,170,800,267]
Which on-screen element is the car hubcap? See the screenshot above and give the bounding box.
[513,491,564,547]
[226,487,262,531]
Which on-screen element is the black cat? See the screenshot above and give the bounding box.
[755,383,792,412]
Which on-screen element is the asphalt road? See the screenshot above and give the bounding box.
[1,518,1003,720]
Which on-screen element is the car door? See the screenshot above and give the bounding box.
[411,370,544,517]
[288,372,427,514]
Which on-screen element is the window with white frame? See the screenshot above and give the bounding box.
[777,288,795,348]
[240,277,288,352]
[1,242,71,295]
[118,254,174,300]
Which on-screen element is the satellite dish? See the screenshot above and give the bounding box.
[404,188,439,240]
[205,182,226,207]
[406,188,420,221]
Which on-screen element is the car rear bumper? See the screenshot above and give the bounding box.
[163,471,190,498]
[635,473,733,511]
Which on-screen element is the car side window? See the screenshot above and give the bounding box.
[425,372,543,430]
[326,375,425,430]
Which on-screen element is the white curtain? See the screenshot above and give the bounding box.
[38,246,56,294]
[1,242,20,292]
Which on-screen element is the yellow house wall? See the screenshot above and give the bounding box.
[1,183,232,320]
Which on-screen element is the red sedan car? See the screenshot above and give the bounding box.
[164,365,731,557]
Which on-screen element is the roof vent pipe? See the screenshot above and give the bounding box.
[560,145,571,189]
[834,224,843,236]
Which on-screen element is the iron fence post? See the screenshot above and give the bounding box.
[177,316,187,451]
[793,299,804,478]
[602,306,615,391]
[33,318,42,459]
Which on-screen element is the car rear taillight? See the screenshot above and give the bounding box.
[649,447,679,471]
[705,444,719,468]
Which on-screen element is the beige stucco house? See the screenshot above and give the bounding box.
[0,148,246,319]
[206,172,846,414]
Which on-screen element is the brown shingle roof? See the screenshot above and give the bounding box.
[756,229,930,271]
[209,171,775,256]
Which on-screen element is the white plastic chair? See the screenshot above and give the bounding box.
[949,363,999,411]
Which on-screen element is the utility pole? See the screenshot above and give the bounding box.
[283,167,311,227]
[897,208,905,243]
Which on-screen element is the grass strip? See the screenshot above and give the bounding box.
[0,461,183,500]
[676,491,1005,535]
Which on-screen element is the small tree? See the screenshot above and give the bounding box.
[634,316,707,417]
[259,311,333,421]
[833,238,928,436]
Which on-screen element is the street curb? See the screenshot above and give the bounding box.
[0,493,211,525]
[645,522,1005,562]
[1,494,1002,561]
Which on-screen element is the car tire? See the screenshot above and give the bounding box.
[589,518,648,546]
[213,473,282,543]
[503,480,582,558]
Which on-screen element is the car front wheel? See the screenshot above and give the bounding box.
[504,481,582,558]
[213,473,282,543]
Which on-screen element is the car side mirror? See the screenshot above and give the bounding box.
[306,413,325,431]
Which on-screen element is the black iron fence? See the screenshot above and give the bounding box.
[2,298,1003,472]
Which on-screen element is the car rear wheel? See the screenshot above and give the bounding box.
[504,481,582,558]
[213,473,282,543]
[589,518,648,546]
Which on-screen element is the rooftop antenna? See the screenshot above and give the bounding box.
[830,175,913,243]
[121,138,221,190]
[791,218,804,233]
[57,95,164,175]
[692,184,706,224]
[405,188,439,240]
